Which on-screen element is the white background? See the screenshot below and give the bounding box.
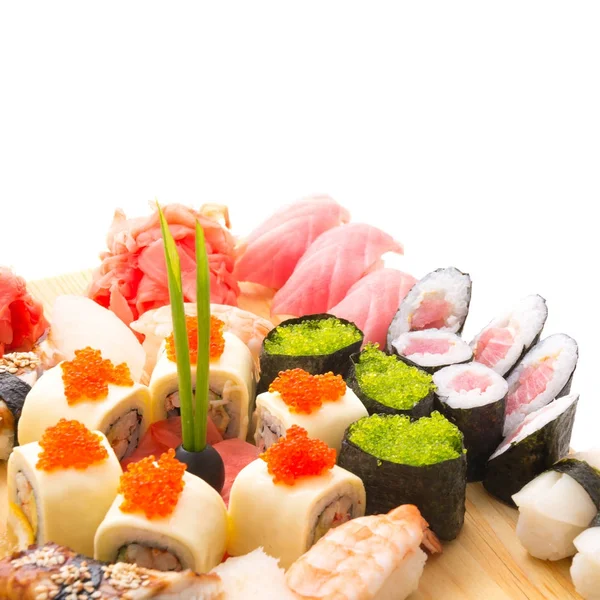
[1,2,598,449]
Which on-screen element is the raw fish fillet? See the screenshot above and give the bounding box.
[329,269,416,347]
[404,337,452,356]
[474,327,514,368]
[234,195,350,289]
[272,224,403,316]
[506,359,555,415]
[450,371,492,393]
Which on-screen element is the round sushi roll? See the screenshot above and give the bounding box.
[433,363,508,482]
[386,267,472,348]
[503,333,578,436]
[0,373,31,461]
[338,411,467,540]
[470,294,548,376]
[483,393,579,506]
[390,330,473,373]
[571,515,600,600]
[258,314,363,394]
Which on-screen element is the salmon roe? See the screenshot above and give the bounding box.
[36,419,108,471]
[119,449,186,520]
[269,369,346,414]
[166,316,225,364]
[260,425,336,485]
[61,347,133,405]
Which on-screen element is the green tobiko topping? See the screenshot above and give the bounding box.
[264,318,362,356]
[347,412,464,467]
[354,344,434,409]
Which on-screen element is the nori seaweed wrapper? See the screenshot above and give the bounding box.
[552,458,600,512]
[395,352,472,375]
[483,397,578,506]
[0,372,31,445]
[591,512,600,528]
[258,314,363,394]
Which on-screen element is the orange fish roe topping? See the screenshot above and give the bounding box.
[166,315,225,364]
[260,425,336,485]
[61,347,133,405]
[36,419,108,471]
[269,369,346,414]
[119,448,186,520]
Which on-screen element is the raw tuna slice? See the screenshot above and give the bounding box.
[329,269,416,347]
[213,439,260,505]
[271,224,403,317]
[234,196,350,289]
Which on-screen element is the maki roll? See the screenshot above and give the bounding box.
[7,420,122,556]
[253,368,368,454]
[0,352,43,387]
[347,344,435,418]
[228,426,366,568]
[338,412,467,540]
[483,393,579,506]
[258,314,363,394]
[571,516,600,600]
[513,449,600,560]
[433,363,508,482]
[503,333,578,436]
[95,449,228,573]
[389,330,473,373]
[470,294,548,375]
[18,347,151,461]
[386,267,471,346]
[0,372,30,461]
[150,316,255,440]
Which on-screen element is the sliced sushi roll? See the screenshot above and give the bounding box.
[0,373,30,461]
[0,351,43,387]
[470,295,548,376]
[228,426,366,568]
[512,450,600,560]
[571,518,600,600]
[386,267,472,347]
[483,393,579,506]
[390,330,473,373]
[503,333,578,436]
[433,363,508,482]
[7,419,122,556]
[95,449,228,573]
[258,314,363,394]
[347,344,435,419]
[338,412,467,540]
[253,369,368,454]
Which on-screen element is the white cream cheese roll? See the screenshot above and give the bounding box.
[227,458,366,568]
[95,471,228,574]
[7,431,122,556]
[150,332,255,440]
[18,364,151,461]
[253,387,368,454]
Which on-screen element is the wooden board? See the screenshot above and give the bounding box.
[0,271,582,599]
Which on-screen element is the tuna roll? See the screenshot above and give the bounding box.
[258,314,363,394]
[347,344,435,419]
[571,518,600,600]
[228,426,366,568]
[0,352,42,387]
[338,412,467,540]
[470,295,548,376]
[386,267,471,346]
[433,363,508,482]
[390,330,473,373]
[253,369,367,455]
[503,333,578,436]
[95,449,228,573]
[483,393,579,506]
[0,372,30,461]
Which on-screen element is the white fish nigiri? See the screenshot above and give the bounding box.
[571,521,600,600]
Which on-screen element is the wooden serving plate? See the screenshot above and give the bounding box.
[0,271,582,599]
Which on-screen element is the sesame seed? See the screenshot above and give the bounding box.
[91,593,102,599]
[35,593,48,600]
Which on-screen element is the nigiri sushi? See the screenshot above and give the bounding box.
[571,516,600,600]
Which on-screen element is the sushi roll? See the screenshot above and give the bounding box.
[503,333,578,436]
[253,368,368,454]
[18,347,151,461]
[149,317,255,440]
[483,393,579,506]
[0,352,43,387]
[347,344,435,419]
[0,372,30,461]
[386,267,472,347]
[433,363,508,482]
[470,294,548,375]
[571,516,600,600]
[389,330,473,373]
[7,419,122,556]
[227,426,366,568]
[258,314,363,394]
[95,449,228,573]
[513,450,600,560]
[338,411,467,540]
